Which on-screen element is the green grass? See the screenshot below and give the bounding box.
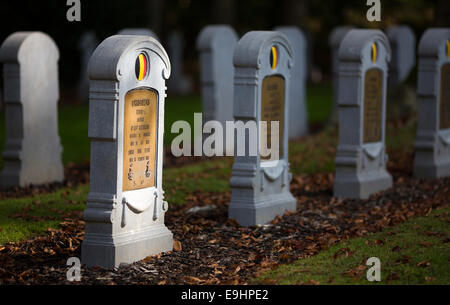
[306,83,333,125]
[254,207,450,285]
[0,185,88,244]
[0,158,233,244]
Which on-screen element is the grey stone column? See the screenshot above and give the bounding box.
[333,30,393,199]
[0,32,64,188]
[329,26,355,123]
[414,28,450,178]
[81,35,173,268]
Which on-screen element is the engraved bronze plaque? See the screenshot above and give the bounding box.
[122,88,158,191]
[260,75,285,161]
[440,64,450,130]
[363,69,383,143]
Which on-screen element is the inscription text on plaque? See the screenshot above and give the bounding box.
[363,68,383,143]
[440,64,450,130]
[260,75,285,161]
[123,88,158,191]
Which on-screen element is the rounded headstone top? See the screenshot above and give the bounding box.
[0,31,59,63]
[274,26,306,43]
[88,35,170,81]
[418,28,450,58]
[233,31,293,69]
[118,28,159,41]
[338,29,391,63]
[329,26,355,47]
[196,25,238,51]
[386,25,416,45]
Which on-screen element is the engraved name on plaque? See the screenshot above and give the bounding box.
[440,64,450,130]
[363,69,383,143]
[123,89,158,191]
[260,75,285,160]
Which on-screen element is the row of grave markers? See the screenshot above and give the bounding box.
[0,27,448,268]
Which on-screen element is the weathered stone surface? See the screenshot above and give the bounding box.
[229,31,297,226]
[0,31,64,188]
[82,35,173,268]
[274,26,308,139]
[333,29,393,199]
[414,28,450,179]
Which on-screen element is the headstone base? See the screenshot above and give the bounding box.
[414,154,450,179]
[0,166,63,189]
[0,170,20,189]
[229,193,297,227]
[82,225,173,268]
[334,170,393,200]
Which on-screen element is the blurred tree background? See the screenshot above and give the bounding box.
[0,0,448,100]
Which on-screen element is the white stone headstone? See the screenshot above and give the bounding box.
[414,28,450,178]
[167,30,192,95]
[197,25,238,154]
[229,31,297,226]
[386,25,416,88]
[82,35,173,268]
[333,29,393,199]
[274,26,308,139]
[0,31,64,188]
[118,28,159,41]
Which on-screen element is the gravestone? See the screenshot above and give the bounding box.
[333,29,393,199]
[0,32,64,188]
[414,28,450,178]
[229,31,297,226]
[118,28,159,41]
[329,26,355,123]
[82,35,173,268]
[386,25,416,88]
[274,26,308,139]
[196,25,238,153]
[167,30,192,94]
[78,31,99,102]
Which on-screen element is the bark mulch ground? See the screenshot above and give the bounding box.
[0,152,449,284]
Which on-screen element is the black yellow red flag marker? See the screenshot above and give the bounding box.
[371,43,377,63]
[135,53,148,81]
[446,40,450,58]
[270,46,278,69]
